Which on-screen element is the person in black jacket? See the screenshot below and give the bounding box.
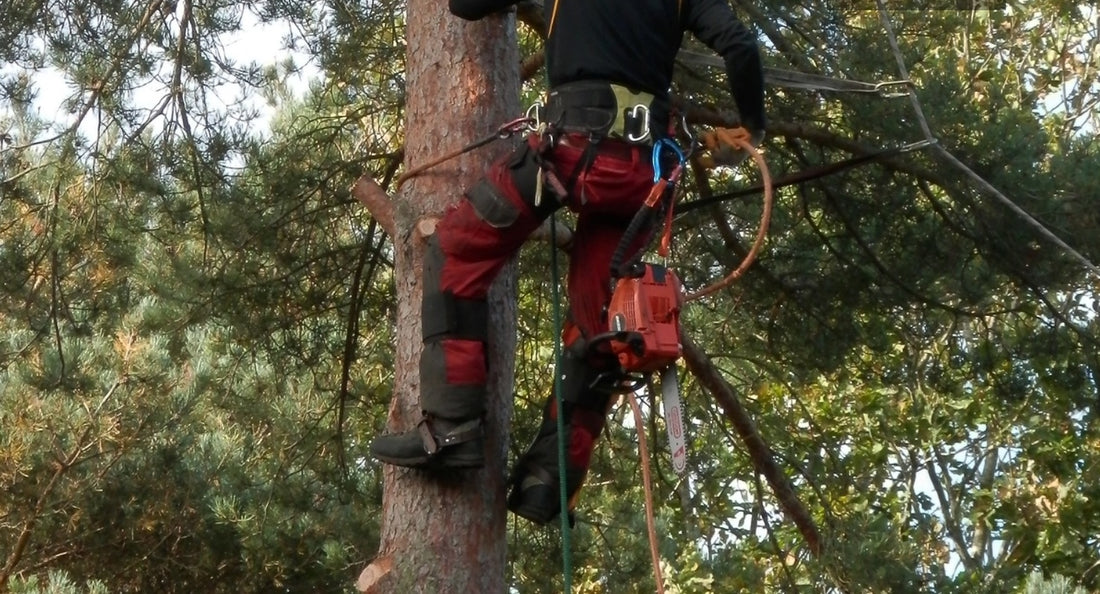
[371,0,765,525]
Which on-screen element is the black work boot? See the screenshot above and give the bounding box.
[370,236,492,470]
[370,416,484,469]
[370,338,488,469]
[508,353,618,524]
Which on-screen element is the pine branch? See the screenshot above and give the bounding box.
[680,331,823,557]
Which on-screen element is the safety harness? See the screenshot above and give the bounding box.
[540,80,665,144]
[521,80,672,213]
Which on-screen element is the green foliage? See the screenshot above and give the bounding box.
[1020,571,1089,594]
[8,571,109,594]
[2,0,1098,592]
[0,2,395,585]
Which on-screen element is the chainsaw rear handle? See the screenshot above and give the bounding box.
[608,205,658,281]
[589,330,645,355]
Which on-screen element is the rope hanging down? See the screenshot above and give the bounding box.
[627,391,667,594]
[548,215,575,594]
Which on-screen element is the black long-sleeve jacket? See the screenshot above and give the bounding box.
[448,0,766,131]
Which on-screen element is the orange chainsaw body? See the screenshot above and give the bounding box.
[606,264,683,373]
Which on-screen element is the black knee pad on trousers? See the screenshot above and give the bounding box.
[420,236,489,343]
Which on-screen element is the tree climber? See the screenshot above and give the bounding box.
[370,0,767,524]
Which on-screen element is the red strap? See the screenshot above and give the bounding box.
[657,164,682,257]
[643,179,668,208]
[659,197,675,258]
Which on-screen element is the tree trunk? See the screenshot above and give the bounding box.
[358,3,520,593]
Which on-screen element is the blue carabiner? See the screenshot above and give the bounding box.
[651,138,686,183]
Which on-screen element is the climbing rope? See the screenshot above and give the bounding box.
[548,213,574,594]
[676,50,912,98]
[394,117,534,190]
[683,127,775,303]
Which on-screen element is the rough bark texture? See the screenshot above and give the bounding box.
[358,3,520,593]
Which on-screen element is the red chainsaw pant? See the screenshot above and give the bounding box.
[419,132,655,422]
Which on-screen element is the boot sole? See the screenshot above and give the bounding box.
[509,500,558,525]
[372,446,485,469]
[507,481,560,524]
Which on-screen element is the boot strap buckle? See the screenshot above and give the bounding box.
[417,418,439,455]
[436,422,483,447]
[417,417,483,455]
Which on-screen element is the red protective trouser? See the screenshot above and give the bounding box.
[420,132,656,423]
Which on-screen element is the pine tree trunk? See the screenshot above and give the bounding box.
[358,2,520,592]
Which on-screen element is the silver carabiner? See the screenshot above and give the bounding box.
[525,101,544,133]
[626,104,651,143]
[678,112,697,158]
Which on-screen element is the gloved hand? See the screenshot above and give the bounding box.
[699,126,764,169]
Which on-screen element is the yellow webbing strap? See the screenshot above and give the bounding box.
[548,0,560,38]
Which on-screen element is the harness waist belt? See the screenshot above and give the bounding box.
[545,81,668,143]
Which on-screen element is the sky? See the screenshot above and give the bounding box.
[1,10,315,149]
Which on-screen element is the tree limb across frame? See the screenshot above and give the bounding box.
[680,331,823,558]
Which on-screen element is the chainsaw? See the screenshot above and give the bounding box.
[602,262,683,373]
[591,262,688,475]
[591,138,690,474]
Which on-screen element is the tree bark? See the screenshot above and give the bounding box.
[358,3,520,593]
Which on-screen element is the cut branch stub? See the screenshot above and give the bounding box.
[352,175,397,238]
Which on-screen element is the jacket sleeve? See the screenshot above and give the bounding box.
[682,0,766,131]
[448,0,520,20]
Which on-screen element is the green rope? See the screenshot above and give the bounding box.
[548,213,573,593]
